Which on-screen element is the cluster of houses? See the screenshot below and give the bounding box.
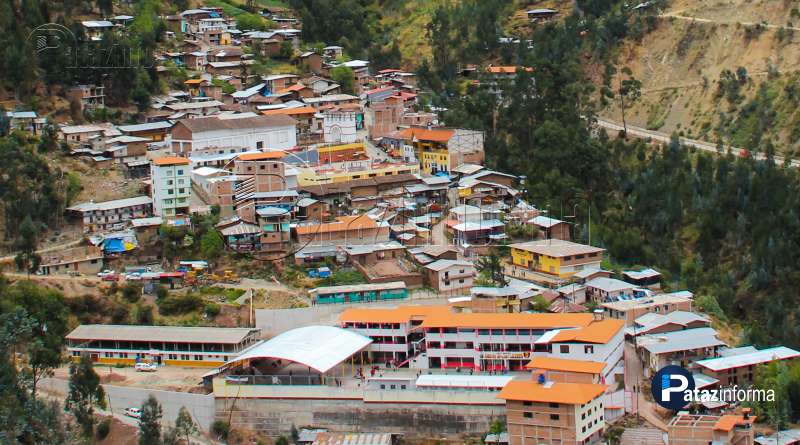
[7,4,799,445]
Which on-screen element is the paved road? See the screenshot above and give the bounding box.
[41,378,216,433]
[595,116,800,167]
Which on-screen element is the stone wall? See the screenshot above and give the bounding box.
[217,397,505,438]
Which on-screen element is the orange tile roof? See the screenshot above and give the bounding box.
[420,312,594,329]
[339,305,453,324]
[152,156,190,166]
[713,414,756,431]
[498,381,606,405]
[525,357,605,374]
[184,78,205,85]
[237,151,285,161]
[395,127,455,143]
[261,106,317,116]
[295,214,378,235]
[550,319,624,344]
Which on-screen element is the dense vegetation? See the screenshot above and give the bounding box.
[0,278,71,442]
[0,0,165,110]
[423,4,800,347]
[0,132,81,248]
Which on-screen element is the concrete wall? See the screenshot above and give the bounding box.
[217,397,504,437]
[40,378,216,432]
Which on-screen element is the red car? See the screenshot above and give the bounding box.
[101,273,119,282]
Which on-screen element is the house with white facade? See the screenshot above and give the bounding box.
[170,114,297,156]
[150,156,192,217]
[67,196,153,233]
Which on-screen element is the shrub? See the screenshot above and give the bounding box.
[157,293,204,316]
[211,420,230,440]
[204,302,221,318]
[155,285,168,301]
[133,303,154,325]
[96,418,111,440]
[121,283,142,303]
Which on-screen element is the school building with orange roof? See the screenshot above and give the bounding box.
[338,306,624,380]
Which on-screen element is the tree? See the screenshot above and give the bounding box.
[275,436,289,445]
[96,0,112,16]
[37,119,59,152]
[476,249,507,287]
[139,395,163,445]
[617,67,642,134]
[6,281,69,400]
[131,68,153,112]
[175,406,197,445]
[0,105,9,136]
[200,230,224,268]
[530,294,551,312]
[14,216,41,276]
[65,354,106,438]
[330,66,355,95]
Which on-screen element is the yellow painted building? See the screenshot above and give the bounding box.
[66,324,261,368]
[509,239,605,278]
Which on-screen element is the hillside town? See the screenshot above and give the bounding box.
[2,1,800,445]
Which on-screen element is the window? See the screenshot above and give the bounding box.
[523,412,533,418]
[400,385,406,390]
[584,345,594,354]
[194,355,203,361]
[257,141,263,149]
[380,384,386,389]
[560,345,569,353]
[582,426,586,433]
[178,188,185,194]
[549,414,560,421]
[168,189,174,195]
[549,403,559,408]
[390,384,396,389]
[523,401,532,406]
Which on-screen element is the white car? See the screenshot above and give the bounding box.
[96,270,115,278]
[125,273,143,281]
[124,407,142,419]
[135,362,157,372]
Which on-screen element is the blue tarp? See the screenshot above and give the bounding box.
[103,238,125,253]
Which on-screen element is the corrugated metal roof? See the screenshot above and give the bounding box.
[67,325,259,344]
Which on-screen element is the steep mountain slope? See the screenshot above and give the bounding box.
[602,0,800,155]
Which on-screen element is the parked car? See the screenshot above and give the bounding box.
[135,362,157,372]
[102,273,119,282]
[125,273,143,281]
[97,270,115,278]
[124,407,142,419]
